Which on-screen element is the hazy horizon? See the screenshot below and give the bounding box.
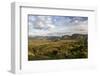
[28,33,88,37]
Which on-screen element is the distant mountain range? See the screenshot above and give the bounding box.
[29,34,88,40]
[62,34,87,40]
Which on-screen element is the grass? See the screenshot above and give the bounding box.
[28,38,88,61]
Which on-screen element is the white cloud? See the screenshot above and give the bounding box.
[31,16,55,30]
[28,16,88,36]
[69,24,88,34]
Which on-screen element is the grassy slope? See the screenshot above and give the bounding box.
[28,38,88,60]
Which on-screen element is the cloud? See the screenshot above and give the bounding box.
[44,24,87,36]
[30,16,55,30]
[28,15,88,36]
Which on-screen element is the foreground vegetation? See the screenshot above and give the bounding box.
[28,34,88,60]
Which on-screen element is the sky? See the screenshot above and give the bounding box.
[28,15,88,37]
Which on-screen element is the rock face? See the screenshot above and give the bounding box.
[71,34,87,39]
[62,34,87,40]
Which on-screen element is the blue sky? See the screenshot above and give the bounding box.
[28,15,88,36]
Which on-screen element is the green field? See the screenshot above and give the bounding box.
[28,35,88,60]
